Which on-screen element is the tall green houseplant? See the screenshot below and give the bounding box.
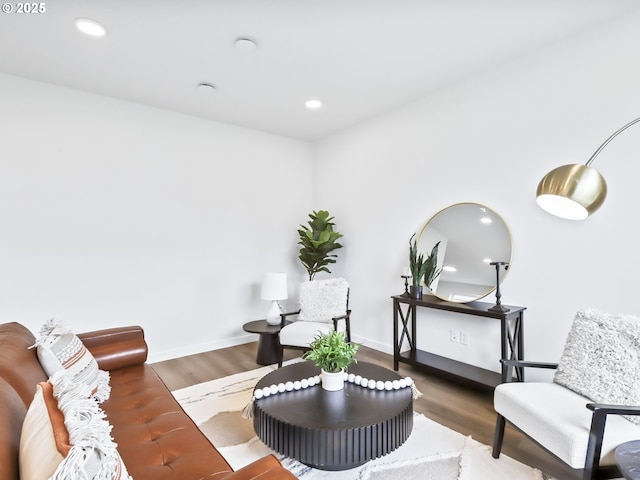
[298,210,343,281]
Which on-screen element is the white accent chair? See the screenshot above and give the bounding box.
[278,278,351,368]
[492,309,640,480]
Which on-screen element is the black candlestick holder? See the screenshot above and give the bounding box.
[401,275,411,296]
[488,261,510,313]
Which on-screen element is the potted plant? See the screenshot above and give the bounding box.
[408,234,443,299]
[297,210,343,281]
[423,241,443,291]
[303,330,359,391]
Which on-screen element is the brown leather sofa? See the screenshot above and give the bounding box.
[0,322,297,480]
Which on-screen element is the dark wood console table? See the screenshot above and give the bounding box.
[392,294,526,389]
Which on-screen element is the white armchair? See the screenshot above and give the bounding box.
[277,278,351,368]
[492,309,640,480]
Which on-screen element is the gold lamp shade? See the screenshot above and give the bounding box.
[536,164,607,220]
[536,116,639,220]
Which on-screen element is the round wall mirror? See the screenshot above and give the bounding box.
[416,202,512,303]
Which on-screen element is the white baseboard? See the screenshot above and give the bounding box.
[352,334,393,356]
[149,332,394,364]
[148,333,257,364]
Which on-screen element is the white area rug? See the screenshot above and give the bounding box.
[172,362,555,480]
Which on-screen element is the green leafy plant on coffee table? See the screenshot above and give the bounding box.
[303,330,359,373]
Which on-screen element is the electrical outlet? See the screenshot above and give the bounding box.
[460,331,469,345]
[450,328,459,343]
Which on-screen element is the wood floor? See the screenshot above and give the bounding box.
[152,342,578,480]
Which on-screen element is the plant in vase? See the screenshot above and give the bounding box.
[408,234,443,299]
[423,241,443,290]
[297,210,343,281]
[303,330,359,391]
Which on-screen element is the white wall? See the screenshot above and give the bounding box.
[313,11,640,378]
[2,10,640,373]
[0,73,313,362]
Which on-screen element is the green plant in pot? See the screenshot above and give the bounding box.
[298,210,343,281]
[303,330,359,391]
[408,234,443,300]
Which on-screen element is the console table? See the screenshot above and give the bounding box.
[392,293,526,388]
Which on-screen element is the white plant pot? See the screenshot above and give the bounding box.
[321,369,345,391]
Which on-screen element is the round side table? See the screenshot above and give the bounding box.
[242,320,290,366]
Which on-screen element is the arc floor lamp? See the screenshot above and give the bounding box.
[536,116,640,220]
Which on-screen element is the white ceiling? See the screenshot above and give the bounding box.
[1,0,638,141]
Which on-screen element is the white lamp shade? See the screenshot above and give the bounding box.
[261,272,288,300]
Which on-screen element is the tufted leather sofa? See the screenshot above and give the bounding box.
[0,322,297,480]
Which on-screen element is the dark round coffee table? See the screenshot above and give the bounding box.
[253,361,413,471]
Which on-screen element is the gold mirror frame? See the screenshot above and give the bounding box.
[416,202,513,303]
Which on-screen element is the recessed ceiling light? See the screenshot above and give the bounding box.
[305,99,323,110]
[234,37,257,52]
[75,18,107,37]
[197,83,216,94]
[443,265,457,273]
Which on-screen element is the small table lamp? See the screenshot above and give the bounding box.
[261,272,288,325]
